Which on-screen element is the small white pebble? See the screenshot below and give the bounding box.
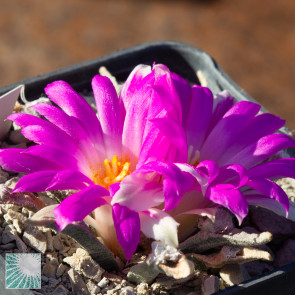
[98,277,109,289]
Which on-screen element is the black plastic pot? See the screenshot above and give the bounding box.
[1,41,295,294]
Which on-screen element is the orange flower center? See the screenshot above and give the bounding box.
[92,156,131,189]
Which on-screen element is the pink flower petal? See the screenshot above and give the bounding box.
[171,72,192,126]
[185,86,213,154]
[112,203,140,261]
[31,103,104,162]
[122,64,182,159]
[137,161,195,211]
[214,164,248,188]
[46,170,94,190]
[218,113,285,166]
[196,160,220,189]
[54,185,109,231]
[136,127,170,167]
[0,148,64,173]
[226,133,295,169]
[45,80,104,150]
[149,117,188,162]
[120,64,152,109]
[206,183,248,224]
[246,178,289,213]
[248,158,295,179]
[111,173,164,212]
[207,91,235,134]
[21,125,86,160]
[7,113,46,127]
[26,145,79,171]
[200,101,260,162]
[109,182,120,198]
[12,170,91,193]
[9,113,87,162]
[92,75,123,157]
[122,72,156,158]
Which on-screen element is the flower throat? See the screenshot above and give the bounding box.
[92,156,131,189]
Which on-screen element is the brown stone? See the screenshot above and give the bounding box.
[68,268,90,295]
[44,229,54,252]
[53,235,65,251]
[56,263,68,278]
[23,226,47,253]
[43,260,58,278]
[192,246,272,269]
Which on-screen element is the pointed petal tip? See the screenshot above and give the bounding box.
[112,203,140,261]
[53,206,68,232]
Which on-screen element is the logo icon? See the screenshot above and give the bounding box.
[5,253,41,289]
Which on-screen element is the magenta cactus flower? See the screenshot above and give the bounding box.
[140,83,295,235]
[0,64,192,260]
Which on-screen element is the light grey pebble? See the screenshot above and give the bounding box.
[22,207,30,216]
[13,219,24,234]
[23,226,47,253]
[98,277,109,289]
[4,177,20,190]
[6,208,28,223]
[120,286,136,295]
[86,280,101,294]
[136,283,150,295]
[3,214,13,224]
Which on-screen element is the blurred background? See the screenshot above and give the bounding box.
[0,0,294,128]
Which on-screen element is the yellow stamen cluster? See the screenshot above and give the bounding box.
[92,156,131,189]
